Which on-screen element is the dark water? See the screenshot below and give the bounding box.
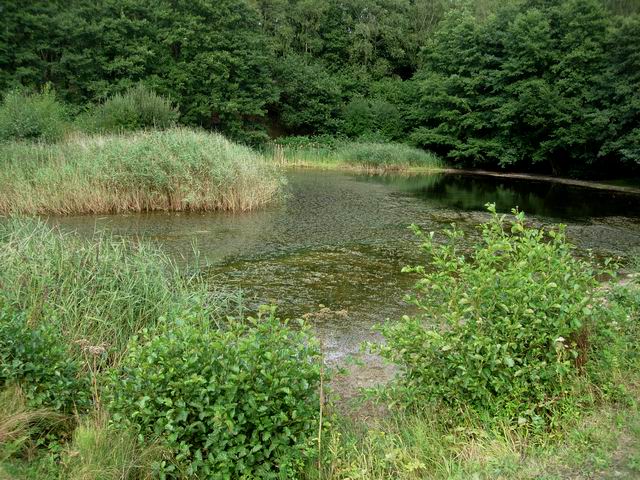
[52,170,640,392]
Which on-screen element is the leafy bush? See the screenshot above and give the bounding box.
[0,305,90,414]
[377,204,613,428]
[341,98,403,140]
[0,87,67,143]
[108,309,322,478]
[84,84,179,133]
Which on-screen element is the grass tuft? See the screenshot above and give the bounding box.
[0,128,283,215]
[0,218,238,361]
[63,414,163,480]
[271,138,443,171]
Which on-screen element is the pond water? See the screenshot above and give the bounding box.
[52,170,640,395]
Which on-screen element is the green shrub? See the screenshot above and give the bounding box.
[84,84,178,133]
[341,98,403,140]
[376,204,614,428]
[0,87,67,143]
[108,309,322,478]
[0,305,90,415]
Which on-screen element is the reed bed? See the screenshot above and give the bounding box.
[0,128,283,215]
[0,218,238,361]
[271,140,444,171]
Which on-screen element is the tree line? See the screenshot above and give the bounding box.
[1,0,638,176]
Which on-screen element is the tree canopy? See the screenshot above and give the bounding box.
[1,0,638,176]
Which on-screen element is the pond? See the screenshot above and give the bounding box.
[52,170,640,395]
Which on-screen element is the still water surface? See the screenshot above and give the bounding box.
[53,170,640,389]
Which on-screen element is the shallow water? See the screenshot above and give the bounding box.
[52,170,640,393]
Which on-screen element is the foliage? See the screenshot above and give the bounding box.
[0,305,90,415]
[0,87,67,143]
[82,84,178,133]
[0,385,61,461]
[108,309,322,479]
[308,395,640,479]
[337,142,440,168]
[341,98,403,141]
[1,0,637,175]
[0,218,240,361]
[376,204,615,428]
[405,0,640,176]
[0,128,283,214]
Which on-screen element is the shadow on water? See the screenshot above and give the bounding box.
[51,170,640,396]
[360,173,640,220]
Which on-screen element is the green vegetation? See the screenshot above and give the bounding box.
[0,220,321,479]
[0,306,90,416]
[1,0,639,476]
[1,0,638,175]
[308,207,640,479]
[313,399,640,479]
[0,128,283,215]
[109,310,322,478]
[64,415,162,480]
[79,84,179,134]
[377,205,616,428]
[0,87,67,143]
[272,137,443,171]
[0,218,232,357]
[1,210,639,479]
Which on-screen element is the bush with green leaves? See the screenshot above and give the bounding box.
[84,84,179,133]
[0,87,67,143]
[0,305,90,415]
[377,204,614,428]
[341,98,403,141]
[108,309,322,478]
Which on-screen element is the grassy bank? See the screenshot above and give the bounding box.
[0,219,320,479]
[0,128,283,215]
[310,388,640,479]
[0,218,237,360]
[270,137,444,172]
[1,213,639,479]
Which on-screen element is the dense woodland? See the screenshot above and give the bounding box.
[1,0,639,176]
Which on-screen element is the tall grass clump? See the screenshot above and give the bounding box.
[63,415,162,480]
[272,137,442,171]
[80,84,179,133]
[0,218,234,359]
[0,128,283,214]
[337,142,441,169]
[0,87,67,143]
[0,385,61,461]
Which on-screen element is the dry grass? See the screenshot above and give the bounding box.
[0,386,62,462]
[0,128,283,215]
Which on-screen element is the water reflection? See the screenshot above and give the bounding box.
[361,173,640,221]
